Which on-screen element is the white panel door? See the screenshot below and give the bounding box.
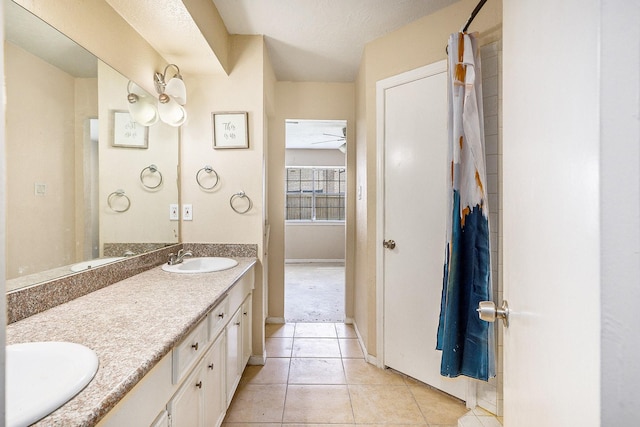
[378,61,466,400]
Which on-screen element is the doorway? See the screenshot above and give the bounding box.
[284,119,347,322]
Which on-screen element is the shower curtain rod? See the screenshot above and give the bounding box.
[445,0,488,54]
[461,0,488,32]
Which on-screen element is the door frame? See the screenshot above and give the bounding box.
[375,60,452,370]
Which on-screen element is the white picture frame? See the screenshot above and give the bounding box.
[212,112,249,149]
[111,110,148,148]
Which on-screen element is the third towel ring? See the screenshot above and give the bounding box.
[140,164,163,189]
[107,190,131,213]
[230,191,252,214]
[196,165,220,190]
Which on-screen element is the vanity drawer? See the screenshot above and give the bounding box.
[208,297,229,342]
[172,319,207,384]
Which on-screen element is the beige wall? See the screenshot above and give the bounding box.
[98,61,179,250]
[353,0,502,356]
[180,35,269,357]
[268,82,355,321]
[285,224,345,261]
[5,42,79,278]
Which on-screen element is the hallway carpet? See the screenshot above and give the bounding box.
[285,263,345,322]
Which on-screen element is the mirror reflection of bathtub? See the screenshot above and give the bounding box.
[4,0,179,292]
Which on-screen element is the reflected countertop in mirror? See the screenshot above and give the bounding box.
[4,0,180,292]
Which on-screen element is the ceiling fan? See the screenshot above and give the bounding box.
[312,127,347,153]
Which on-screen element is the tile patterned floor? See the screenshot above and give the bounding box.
[222,322,470,427]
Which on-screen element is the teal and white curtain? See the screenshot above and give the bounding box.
[436,32,495,381]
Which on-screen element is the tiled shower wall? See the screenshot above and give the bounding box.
[475,40,503,416]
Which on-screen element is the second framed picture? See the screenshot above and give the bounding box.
[213,112,249,149]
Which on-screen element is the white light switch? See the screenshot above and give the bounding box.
[169,204,179,220]
[183,204,193,221]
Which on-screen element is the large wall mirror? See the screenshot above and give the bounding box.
[4,0,180,292]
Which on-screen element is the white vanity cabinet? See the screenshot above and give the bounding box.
[225,295,252,405]
[96,266,254,427]
[167,333,225,427]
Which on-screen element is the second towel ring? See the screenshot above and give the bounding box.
[196,165,220,190]
[230,191,252,214]
[107,190,131,213]
[140,164,163,189]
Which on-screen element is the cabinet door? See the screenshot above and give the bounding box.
[225,309,242,404]
[241,294,252,368]
[168,364,204,426]
[203,333,226,427]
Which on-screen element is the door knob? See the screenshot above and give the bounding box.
[477,300,509,328]
[383,239,396,249]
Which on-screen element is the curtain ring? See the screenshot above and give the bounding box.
[230,191,252,214]
[196,165,219,190]
[107,190,131,213]
[140,164,163,189]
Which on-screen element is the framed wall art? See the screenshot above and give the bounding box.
[111,110,148,148]
[213,112,249,149]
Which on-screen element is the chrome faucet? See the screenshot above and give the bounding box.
[167,249,193,265]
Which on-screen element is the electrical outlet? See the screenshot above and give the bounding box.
[169,204,179,221]
[183,204,193,221]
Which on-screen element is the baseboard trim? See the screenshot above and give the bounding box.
[351,320,381,368]
[248,351,267,366]
[266,317,285,324]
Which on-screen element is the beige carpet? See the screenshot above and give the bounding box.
[285,263,345,322]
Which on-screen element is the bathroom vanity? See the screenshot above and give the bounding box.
[6,255,256,426]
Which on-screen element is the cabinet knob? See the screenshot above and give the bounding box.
[218,313,225,319]
[208,363,214,370]
[235,322,241,326]
[191,342,199,351]
[195,381,202,389]
[243,311,248,316]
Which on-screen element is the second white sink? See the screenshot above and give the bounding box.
[162,257,239,273]
[6,342,99,427]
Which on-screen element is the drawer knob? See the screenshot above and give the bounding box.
[243,312,248,316]
[208,363,214,370]
[218,313,225,319]
[195,381,202,389]
[191,342,199,351]
[235,322,241,326]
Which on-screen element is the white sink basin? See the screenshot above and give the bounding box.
[70,257,124,272]
[161,257,238,273]
[6,342,99,427]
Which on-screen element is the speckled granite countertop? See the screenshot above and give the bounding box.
[6,257,257,426]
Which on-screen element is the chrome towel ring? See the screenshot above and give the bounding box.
[140,164,163,189]
[230,191,252,214]
[107,190,131,213]
[196,165,220,190]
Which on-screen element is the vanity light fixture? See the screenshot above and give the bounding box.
[126,81,159,126]
[154,64,187,127]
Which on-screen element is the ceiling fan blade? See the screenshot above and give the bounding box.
[323,132,345,138]
[311,138,343,144]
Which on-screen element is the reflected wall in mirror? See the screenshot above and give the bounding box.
[4,0,179,292]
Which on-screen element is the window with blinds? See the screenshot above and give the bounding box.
[285,167,346,221]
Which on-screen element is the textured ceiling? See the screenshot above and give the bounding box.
[105,0,225,75]
[212,0,458,81]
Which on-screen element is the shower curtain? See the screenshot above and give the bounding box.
[436,32,495,381]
